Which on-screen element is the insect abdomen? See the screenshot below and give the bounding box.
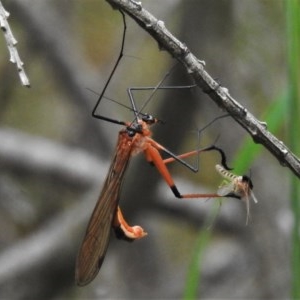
[215,164,237,180]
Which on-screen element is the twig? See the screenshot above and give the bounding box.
[105,0,300,179]
[8,0,122,154]
[0,0,30,87]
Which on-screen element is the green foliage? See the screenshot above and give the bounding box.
[286,0,300,298]
[232,93,287,174]
[183,229,211,300]
[183,202,220,300]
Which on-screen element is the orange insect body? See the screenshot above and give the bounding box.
[75,115,228,286]
[76,121,151,286]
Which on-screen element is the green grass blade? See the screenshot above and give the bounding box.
[286,0,300,298]
[183,202,220,300]
[183,229,211,300]
[184,1,300,297]
[183,96,287,299]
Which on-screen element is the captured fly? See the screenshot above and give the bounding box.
[215,164,258,224]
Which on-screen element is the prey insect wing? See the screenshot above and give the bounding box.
[216,164,258,203]
[75,132,133,286]
[217,182,236,197]
[249,190,258,204]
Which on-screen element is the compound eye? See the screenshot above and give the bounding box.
[143,114,155,124]
[127,123,142,137]
[242,175,253,189]
[127,129,136,137]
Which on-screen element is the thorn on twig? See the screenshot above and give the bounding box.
[0,1,30,87]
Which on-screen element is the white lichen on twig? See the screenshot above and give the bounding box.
[0,1,30,87]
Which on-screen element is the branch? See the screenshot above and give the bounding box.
[0,189,100,299]
[105,0,300,179]
[0,128,105,188]
[0,0,30,87]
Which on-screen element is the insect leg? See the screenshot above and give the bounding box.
[148,137,232,172]
[144,143,221,199]
[127,85,196,118]
[112,206,148,241]
[91,10,127,126]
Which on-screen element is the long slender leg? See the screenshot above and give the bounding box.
[160,114,231,169]
[128,84,196,118]
[144,144,222,199]
[91,10,127,126]
[112,140,224,243]
[147,137,232,172]
[162,146,229,168]
[112,143,224,242]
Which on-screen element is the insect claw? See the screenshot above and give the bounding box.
[114,225,147,242]
[113,206,147,242]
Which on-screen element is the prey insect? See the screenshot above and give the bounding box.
[215,164,258,225]
[75,10,231,286]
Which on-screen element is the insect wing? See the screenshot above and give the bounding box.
[75,133,132,286]
[250,190,258,203]
[217,182,235,197]
[75,187,117,286]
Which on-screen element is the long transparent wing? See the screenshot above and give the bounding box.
[75,132,132,286]
[250,191,258,203]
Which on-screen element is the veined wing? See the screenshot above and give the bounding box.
[75,132,132,286]
[217,182,235,197]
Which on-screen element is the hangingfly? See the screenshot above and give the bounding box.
[75,10,232,286]
[75,114,231,286]
[215,164,258,224]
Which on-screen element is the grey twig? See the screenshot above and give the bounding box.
[105,0,300,179]
[0,0,30,87]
